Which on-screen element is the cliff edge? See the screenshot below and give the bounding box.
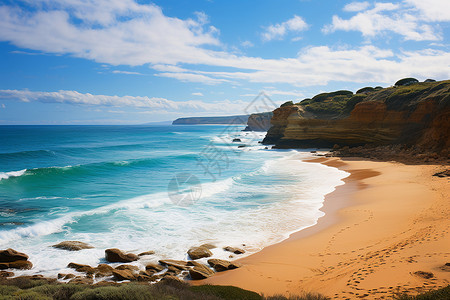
[263,79,450,157]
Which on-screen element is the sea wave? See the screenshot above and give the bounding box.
[0,169,27,181]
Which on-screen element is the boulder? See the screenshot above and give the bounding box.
[115,265,139,272]
[0,260,32,270]
[67,262,95,275]
[105,248,138,263]
[187,246,213,260]
[166,265,182,276]
[138,251,155,256]
[112,269,136,281]
[207,259,241,272]
[0,271,14,278]
[189,265,215,280]
[145,263,165,273]
[0,248,29,262]
[232,138,242,142]
[69,276,94,285]
[94,264,114,277]
[58,273,76,280]
[223,246,245,254]
[159,259,189,270]
[52,241,94,251]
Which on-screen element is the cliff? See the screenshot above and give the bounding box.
[263,79,450,156]
[172,115,249,125]
[243,112,273,131]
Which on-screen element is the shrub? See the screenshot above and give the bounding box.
[356,87,375,94]
[345,94,366,112]
[424,79,436,83]
[191,285,262,300]
[394,284,449,299]
[311,90,353,102]
[280,101,294,107]
[394,77,419,87]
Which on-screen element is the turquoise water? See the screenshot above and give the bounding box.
[0,125,347,277]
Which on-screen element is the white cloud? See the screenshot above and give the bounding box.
[0,1,220,66]
[262,15,309,41]
[0,1,448,88]
[192,92,204,96]
[112,70,143,75]
[344,2,371,12]
[405,0,450,22]
[1,103,5,109]
[241,40,254,48]
[323,1,450,41]
[156,72,229,85]
[0,89,256,114]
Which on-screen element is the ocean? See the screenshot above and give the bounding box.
[0,125,348,278]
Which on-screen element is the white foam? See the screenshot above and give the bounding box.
[0,169,27,181]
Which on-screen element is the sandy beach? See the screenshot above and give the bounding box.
[200,157,450,299]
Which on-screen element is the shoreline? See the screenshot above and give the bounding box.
[199,157,450,299]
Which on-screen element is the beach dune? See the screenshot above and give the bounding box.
[200,157,450,299]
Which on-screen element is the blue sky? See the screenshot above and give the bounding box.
[0,0,449,124]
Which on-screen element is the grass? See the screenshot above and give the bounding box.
[394,285,450,300]
[0,277,330,300]
[1,276,447,300]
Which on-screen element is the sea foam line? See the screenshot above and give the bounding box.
[0,169,27,181]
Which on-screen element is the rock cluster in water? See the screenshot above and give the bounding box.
[0,242,245,283]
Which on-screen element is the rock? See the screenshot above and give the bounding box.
[115,265,139,273]
[105,248,138,263]
[67,263,95,275]
[200,243,216,249]
[160,275,184,283]
[223,246,245,254]
[139,270,156,277]
[166,265,182,275]
[0,270,14,278]
[69,276,94,285]
[207,259,241,272]
[58,273,76,280]
[159,259,189,270]
[94,264,114,277]
[187,246,213,260]
[52,241,94,251]
[238,145,246,148]
[112,269,136,281]
[138,251,155,256]
[232,138,242,142]
[0,260,33,270]
[189,265,215,280]
[413,271,434,279]
[0,248,29,262]
[145,263,165,273]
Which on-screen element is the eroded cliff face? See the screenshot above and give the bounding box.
[263,80,450,155]
[243,112,273,132]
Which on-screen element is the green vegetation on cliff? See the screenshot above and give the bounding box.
[296,90,365,118]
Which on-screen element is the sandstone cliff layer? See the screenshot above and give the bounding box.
[243,112,273,132]
[263,80,450,156]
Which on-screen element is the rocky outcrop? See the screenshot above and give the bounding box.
[52,241,94,251]
[0,248,32,270]
[207,259,241,272]
[262,80,450,157]
[243,112,273,131]
[105,248,138,263]
[223,246,245,254]
[187,246,213,260]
